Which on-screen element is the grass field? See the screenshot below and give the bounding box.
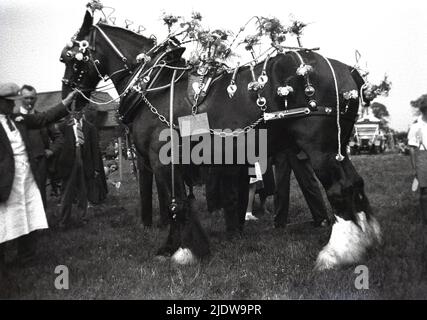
[2,153,427,299]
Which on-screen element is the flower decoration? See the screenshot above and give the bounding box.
[287,19,307,36]
[189,28,234,64]
[373,75,392,97]
[86,0,104,12]
[162,13,181,32]
[296,64,313,76]
[191,11,202,21]
[257,17,287,44]
[343,90,359,100]
[242,35,261,51]
[363,75,392,101]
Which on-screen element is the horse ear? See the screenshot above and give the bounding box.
[77,9,93,39]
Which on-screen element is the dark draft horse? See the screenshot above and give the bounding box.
[60,9,382,270]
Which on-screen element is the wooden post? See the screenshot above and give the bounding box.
[118,136,123,181]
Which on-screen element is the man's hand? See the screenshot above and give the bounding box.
[62,91,77,107]
[45,149,54,158]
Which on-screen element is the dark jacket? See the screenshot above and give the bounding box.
[27,111,64,159]
[56,117,102,180]
[0,102,68,203]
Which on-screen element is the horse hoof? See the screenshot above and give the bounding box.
[171,248,197,265]
[314,212,381,270]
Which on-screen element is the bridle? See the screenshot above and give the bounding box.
[61,24,137,95]
[61,23,186,105]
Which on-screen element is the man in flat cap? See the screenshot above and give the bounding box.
[0,82,75,293]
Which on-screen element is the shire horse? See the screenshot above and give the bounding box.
[60,10,381,270]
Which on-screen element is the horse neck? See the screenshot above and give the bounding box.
[95,25,154,94]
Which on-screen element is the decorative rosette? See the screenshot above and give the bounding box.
[296,64,313,76]
[343,90,359,100]
[277,86,294,97]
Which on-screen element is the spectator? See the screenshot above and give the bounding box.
[56,109,103,229]
[273,146,330,228]
[245,160,274,221]
[18,85,64,209]
[408,94,427,225]
[0,82,75,293]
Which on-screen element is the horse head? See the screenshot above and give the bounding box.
[60,9,157,106]
[60,9,100,111]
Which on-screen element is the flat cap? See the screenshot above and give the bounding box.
[0,82,21,100]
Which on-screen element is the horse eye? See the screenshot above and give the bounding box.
[66,51,73,57]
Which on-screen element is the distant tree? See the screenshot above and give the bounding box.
[371,102,389,129]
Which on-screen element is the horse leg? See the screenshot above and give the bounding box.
[311,155,381,270]
[340,157,381,243]
[152,163,210,264]
[154,171,171,227]
[137,153,153,227]
[219,166,248,238]
[182,165,196,200]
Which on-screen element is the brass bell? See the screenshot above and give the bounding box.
[305,85,315,97]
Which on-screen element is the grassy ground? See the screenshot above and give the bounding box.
[2,153,427,299]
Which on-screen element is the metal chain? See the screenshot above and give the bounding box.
[191,75,205,116]
[140,94,178,128]
[209,116,265,137]
[140,93,264,136]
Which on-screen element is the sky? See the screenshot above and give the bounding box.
[1,0,426,131]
